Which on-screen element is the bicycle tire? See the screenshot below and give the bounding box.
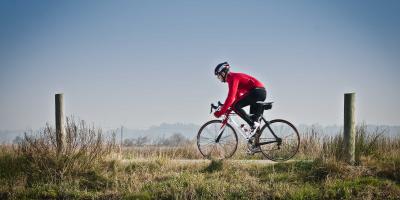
[256,119,300,162]
[197,120,238,160]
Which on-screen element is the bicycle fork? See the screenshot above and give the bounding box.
[215,124,226,143]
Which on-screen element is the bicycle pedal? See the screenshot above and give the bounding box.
[253,149,262,153]
[246,149,256,155]
[246,146,261,155]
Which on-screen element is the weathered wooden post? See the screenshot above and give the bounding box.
[344,93,356,165]
[55,93,65,156]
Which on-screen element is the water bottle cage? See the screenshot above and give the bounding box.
[240,124,249,132]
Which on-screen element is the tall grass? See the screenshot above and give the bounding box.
[121,143,201,160]
[120,123,399,162]
[13,117,116,185]
[119,141,267,160]
[298,123,400,162]
[0,122,399,199]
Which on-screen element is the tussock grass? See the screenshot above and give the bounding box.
[16,117,116,185]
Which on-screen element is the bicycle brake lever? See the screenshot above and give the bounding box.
[218,101,223,107]
[210,103,218,113]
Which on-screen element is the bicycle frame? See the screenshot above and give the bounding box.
[214,109,282,147]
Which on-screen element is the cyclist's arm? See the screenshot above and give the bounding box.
[219,78,239,114]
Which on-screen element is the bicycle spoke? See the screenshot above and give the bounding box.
[200,136,213,140]
[200,135,215,141]
[199,140,215,144]
[262,147,279,151]
[204,128,214,138]
[218,140,235,146]
[213,124,218,138]
[259,137,276,141]
[282,134,295,139]
[282,138,298,142]
[199,136,214,141]
[217,143,226,157]
[219,134,233,140]
[199,141,216,147]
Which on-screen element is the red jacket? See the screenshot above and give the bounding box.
[217,72,265,115]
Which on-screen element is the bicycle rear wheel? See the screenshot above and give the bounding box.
[197,120,238,160]
[257,119,300,161]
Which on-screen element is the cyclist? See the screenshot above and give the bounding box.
[213,62,266,132]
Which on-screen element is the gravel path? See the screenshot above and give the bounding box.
[120,158,284,165]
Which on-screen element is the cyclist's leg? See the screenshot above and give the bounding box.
[233,96,253,127]
[234,88,267,127]
[249,88,267,121]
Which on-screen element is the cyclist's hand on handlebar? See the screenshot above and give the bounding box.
[214,110,222,118]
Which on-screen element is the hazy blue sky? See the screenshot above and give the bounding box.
[1,0,399,130]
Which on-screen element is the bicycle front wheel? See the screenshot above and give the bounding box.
[257,119,300,161]
[197,120,238,160]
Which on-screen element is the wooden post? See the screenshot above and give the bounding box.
[344,93,356,165]
[55,93,65,155]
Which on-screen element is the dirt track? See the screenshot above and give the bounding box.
[120,159,282,165]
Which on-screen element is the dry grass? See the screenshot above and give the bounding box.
[298,123,400,161]
[12,117,116,186]
[119,141,267,160]
[0,121,399,199]
[119,123,399,162]
[120,144,201,160]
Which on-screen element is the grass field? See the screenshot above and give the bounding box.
[0,119,399,199]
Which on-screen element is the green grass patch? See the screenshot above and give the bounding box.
[324,177,400,199]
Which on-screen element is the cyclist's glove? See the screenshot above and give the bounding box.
[214,111,222,118]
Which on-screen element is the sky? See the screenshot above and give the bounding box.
[0,0,399,130]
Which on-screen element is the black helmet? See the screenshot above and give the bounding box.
[214,62,230,76]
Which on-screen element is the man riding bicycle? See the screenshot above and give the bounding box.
[213,62,267,132]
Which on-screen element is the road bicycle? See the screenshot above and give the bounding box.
[197,101,300,162]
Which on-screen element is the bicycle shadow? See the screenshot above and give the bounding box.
[201,159,224,173]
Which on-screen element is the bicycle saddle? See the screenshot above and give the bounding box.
[256,101,273,110]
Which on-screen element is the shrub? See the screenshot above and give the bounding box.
[16,117,116,184]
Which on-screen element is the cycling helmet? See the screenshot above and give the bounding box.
[214,62,230,76]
